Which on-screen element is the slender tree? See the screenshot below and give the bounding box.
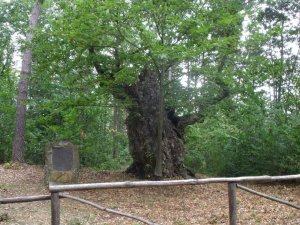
[12,0,43,162]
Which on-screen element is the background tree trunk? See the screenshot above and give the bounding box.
[112,100,121,158]
[12,0,43,162]
[125,69,186,178]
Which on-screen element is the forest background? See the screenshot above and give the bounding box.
[0,0,299,177]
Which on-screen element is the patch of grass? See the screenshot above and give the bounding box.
[110,203,119,209]
[3,162,23,169]
[0,183,18,191]
[0,184,7,191]
[0,213,9,222]
[3,162,14,169]
[250,210,262,223]
[250,210,257,219]
[175,220,189,225]
[67,218,82,225]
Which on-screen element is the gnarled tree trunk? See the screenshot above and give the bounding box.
[125,69,186,178]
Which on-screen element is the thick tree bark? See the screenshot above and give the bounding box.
[125,69,186,178]
[12,0,43,162]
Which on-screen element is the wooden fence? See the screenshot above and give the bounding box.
[1,174,300,225]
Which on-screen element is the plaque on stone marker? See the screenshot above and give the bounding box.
[45,141,79,184]
[52,147,73,171]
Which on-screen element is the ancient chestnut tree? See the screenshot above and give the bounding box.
[37,0,244,178]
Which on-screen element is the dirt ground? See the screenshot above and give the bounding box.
[0,163,299,225]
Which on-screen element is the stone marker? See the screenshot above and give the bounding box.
[45,141,79,184]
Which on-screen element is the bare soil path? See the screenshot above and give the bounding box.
[0,164,299,224]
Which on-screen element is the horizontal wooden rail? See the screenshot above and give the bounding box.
[0,195,51,204]
[49,174,300,192]
[237,184,300,210]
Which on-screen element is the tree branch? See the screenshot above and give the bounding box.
[173,77,230,134]
[178,113,203,131]
[88,46,106,75]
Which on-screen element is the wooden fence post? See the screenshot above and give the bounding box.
[228,182,237,225]
[51,192,60,225]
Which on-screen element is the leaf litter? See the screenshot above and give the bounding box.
[0,164,299,224]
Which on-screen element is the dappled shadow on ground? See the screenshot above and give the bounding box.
[0,164,299,224]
